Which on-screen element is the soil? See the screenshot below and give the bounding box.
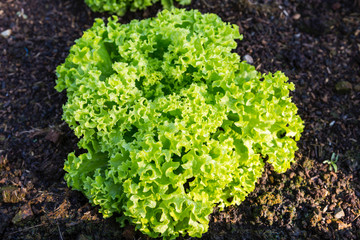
[1,0,360,239]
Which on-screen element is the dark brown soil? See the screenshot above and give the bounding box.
[1,0,359,239]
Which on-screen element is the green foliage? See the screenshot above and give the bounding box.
[323,153,339,172]
[84,0,191,16]
[56,8,304,239]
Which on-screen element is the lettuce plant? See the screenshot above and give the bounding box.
[56,8,304,239]
[84,0,191,16]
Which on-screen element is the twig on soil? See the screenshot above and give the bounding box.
[17,122,67,138]
[7,223,47,235]
[57,222,64,240]
[352,210,360,222]
[41,208,64,240]
[18,128,45,137]
[201,0,216,8]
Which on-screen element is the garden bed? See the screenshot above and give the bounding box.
[1,0,359,239]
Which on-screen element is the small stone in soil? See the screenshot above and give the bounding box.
[243,54,254,64]
[0,29,11,38]
[293,13,301,20]
[334,207,345,219]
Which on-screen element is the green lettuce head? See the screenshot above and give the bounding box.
[56,8,304,239]
[84,0,191,16]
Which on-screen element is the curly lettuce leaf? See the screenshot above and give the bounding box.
[56,8,304,239]
[84,0,191,16]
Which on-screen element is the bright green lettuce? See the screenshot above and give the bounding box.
[84,0,191,16]
[56,8,304,239]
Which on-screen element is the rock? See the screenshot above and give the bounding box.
[334,207,345,219]
[12,204,33,224]
[0,29,12,38]
[335,81,352,94]
[293,13,301,20]
[243,54,254,64]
